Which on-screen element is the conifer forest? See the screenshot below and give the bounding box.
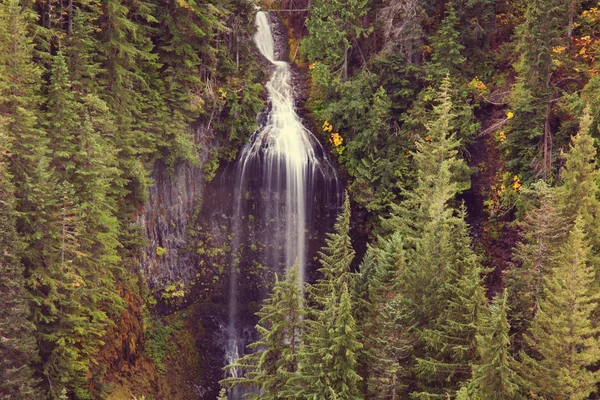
[5,0,600,398]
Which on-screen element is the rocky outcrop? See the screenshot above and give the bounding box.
[137,122,216,289]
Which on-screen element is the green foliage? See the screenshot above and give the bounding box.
[0,127,40,399]
[517,217,600,398]
[556,111,600,253]
[505,182,568,337]
[221,264,305,399]
[289,196,363,399]
[505,0,566,179]
[303,0,370,79]
[145,317,177,375]
[471,289,519,400]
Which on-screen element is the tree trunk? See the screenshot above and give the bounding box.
[542,103,552,180]
[68,0,73,35]
[343,22,349,80]
[567,0,577,40]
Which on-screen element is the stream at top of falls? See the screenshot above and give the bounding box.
[223,10,342,399]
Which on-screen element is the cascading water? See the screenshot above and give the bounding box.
[224,10,341,398]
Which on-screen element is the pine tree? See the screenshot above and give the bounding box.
[364,294,412,400]
[0,127,40,399]
[0,0,49,195]
[293,282,363,400]
[358,234,413,399]
[505,181,569,337]
[289,196,363,399]
[221,264,305,399]
[386,80,486,397]
[470,289,519,400]
[556,111,600,255]
[506,0,565,178]
[303,0,370,79]
[310,194,356,303]
[427,4,466,83]
[517,217,600,399]
[386,78,470,242]
[98,0,158,200]
[411,206,487,398]
[46,51,81,175]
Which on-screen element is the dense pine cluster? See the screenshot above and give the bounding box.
[0,0,262,397]
[223,89,600,399]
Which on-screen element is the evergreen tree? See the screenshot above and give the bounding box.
[411,206,487,398]
[385,80,486,397]
[292,282,363,400]
[0,0,49,196]
[518,217,600,399]
[470,289,519,400]
[386,77,470,246]
[310,194,356,303]
[364,294,412,400]
[221,264,305,399]
[506,0,565,178]
[289,196,363,399]
[427,4,466,83]
[302,0,370,79]
[358,234,413,399]
[0,127,40,399]
[505,182,569,337]
[556,111,600,255]
[98,0,158,200]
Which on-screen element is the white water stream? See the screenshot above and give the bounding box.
[224,11,339,398]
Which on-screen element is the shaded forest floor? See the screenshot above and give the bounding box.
[464,106,519,297]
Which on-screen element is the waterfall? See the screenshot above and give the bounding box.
[224,11,341,398]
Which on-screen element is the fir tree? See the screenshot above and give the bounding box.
[556,111,600,255]
[0,127,40,399]
[506,0,565,178]
[518,217,600,399]
[427,4,466,83]
[358,234,413,399]
[386,77,471,243]
[289,196,363,399]
[386,80,486,397]
[470,289,519,400]
[505,182,569,337]
[221,264,305,399]
[302,0,370,79]
[310,194,356,303]
[411,206,487,398]
[293,282,363,400]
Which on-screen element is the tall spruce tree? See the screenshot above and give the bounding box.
[221,264,305,399]
[506,0,565,178]
[410,206,487,398]
[556,111,600,255]
[470,289,519,400]
[386,77,470,242]
[358,233,413,399]
[505,182,569,338]
[385,80,486,397]
[517,217,600,399]
[289,196,363,400]
[0,127,40,399]
[302,0,370,79]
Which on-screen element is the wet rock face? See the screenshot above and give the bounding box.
[138,122,215,290]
